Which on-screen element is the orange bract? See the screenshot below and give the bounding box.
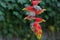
[32,1,39,5]
[32,22,42,40]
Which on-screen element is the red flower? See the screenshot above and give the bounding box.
[35,18,43,22]
[30,18,46,39]
[26,6,34,11]
[32,1,39,5]
[32,22,42,40]
[31,0,42,5]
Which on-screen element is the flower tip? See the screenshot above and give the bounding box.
[22,8,26,10]
[30,0,31,1]
[43,9,46,11]
[24,17,27,19]
[42,19,46,22]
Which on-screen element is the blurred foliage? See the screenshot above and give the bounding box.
[0,0,60,40]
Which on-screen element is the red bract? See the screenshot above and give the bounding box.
[34,9,45,14]
[35,18,43,22]
[31,0,42,5]
[24,6,44,15]
[32,1,39,5]
[33,22,42,31]
[26,6,34,11]
[24,6,44,20]
[31,21,42,39]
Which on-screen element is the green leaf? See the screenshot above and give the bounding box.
[2,29,8,35]
[0,11,5,21]
[17,0,28,4]
[13,11,22,19]
[48,11,56,17]
[7,33,13,38]
[4,0,15,3]
[7,3,14,9]
[45,0,51,3]
[45,15,49,20]
[0,2,7,8]
[8,28,14,33]
[0,11,4,15]
[46,8,52,12]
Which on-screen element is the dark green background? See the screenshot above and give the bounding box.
[0,0,60,40]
